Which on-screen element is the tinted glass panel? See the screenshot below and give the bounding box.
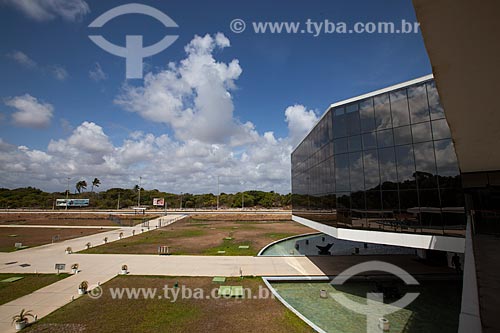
[349,152,364,191]
[427,81,445,120]
[334,138,348,154]
[399,190,420,229]
[412,122,432,143]
[395,145,416,189]
[390,89,410,126]
[379,147,398,190]
[377,128,394,148]
[414,142,438,188]
[393,125,412,145]
[382,191,399,210]
[434,139,460,178]
[359,98,376,133]
[348,135,362,152]
[374,93,391,129]
[333,111,347,138]
[363,149,380,190]
[346,108,361,135]
[366,190,381,210]
[335,154,350,192]
[362,132,377,150]
[408,83,430,123]
[432,119,451,140]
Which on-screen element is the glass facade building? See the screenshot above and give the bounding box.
[291,76,465,237]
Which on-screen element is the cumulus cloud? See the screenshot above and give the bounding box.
[3,0,90,22]
[285,104,319,148]
[115,33,252,145]
[89,62,107,81]
[4,94,54,128]
[0,34,320,193]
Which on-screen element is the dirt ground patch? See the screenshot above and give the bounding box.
[0,213,159,227]
[25,276,314,333]
[82,217,313,255]
[0,227,112,252]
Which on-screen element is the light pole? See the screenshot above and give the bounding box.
[117,192,120,210]
[137,176,142,207]
[180,192,183,210]
[65,177,70,211]
[216,176,220,210]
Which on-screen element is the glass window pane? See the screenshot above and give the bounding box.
[334,138,348,154]
[408,83,430,123]
[335,154,350,192]
[395,145,416,189]
[427,81,445,120]
[334,107,344,116]
[390,89,410,127]
[332,114,347,138]
[382,191,399,210]
[360,98,376,133]
[379,147,398,190]
[432,119,451,140]
[393,125,412,145]
[418,189,443,234]
[399,190,420,229]
[348,135,362,152]
[435,139,460,180]
[351,191,365,209]
[366,190,381,210]
[362,132,377,150]
[374,93,392,129]
[363,149,380,190]
[377,128,394,148]
[349,152,364,192]
[346,106,361,136]
[414,142,438,188]
[411,122,432,143]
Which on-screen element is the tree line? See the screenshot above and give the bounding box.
[0,186,291,209]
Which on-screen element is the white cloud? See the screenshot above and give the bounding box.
[3,0,90,22]
[4,94,54,128]
[115,33,249,145]
[50,65,68,81]
[6,51,37,68]
[0,34,320,193]
[89,62,107,81]
[5,50,69,80]
[285,104,319,148]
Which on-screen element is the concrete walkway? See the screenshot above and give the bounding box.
[0,214,184,333]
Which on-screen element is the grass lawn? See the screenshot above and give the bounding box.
[0,273,70,305]
[0,227,113,252]
[25,276,313,333]
[80,218,313,256]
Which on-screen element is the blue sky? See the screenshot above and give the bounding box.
[0,0,432,193]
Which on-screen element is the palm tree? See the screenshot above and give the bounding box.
[91,178,101,193]
[76,180,87,194]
